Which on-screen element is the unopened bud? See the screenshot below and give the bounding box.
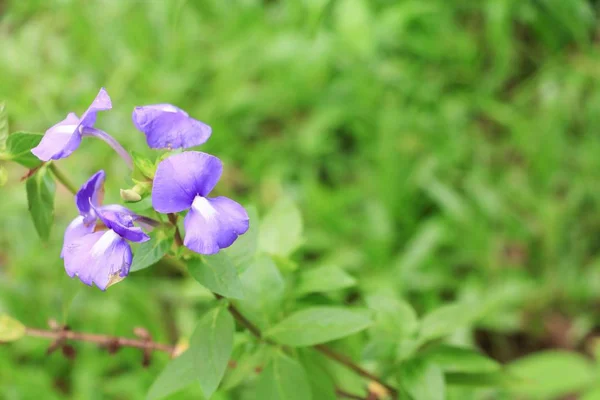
[120,189,142,202]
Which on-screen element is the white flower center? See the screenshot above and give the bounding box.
[192,196,216,219]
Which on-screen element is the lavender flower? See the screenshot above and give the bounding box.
[62,170,150,290]
[152,151,249,254]
[132,104,212,150]
[31,88,132,168]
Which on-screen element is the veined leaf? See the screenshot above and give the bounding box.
[265,307,372,347]
[188,253,244,299]
[255,352,312,400]
[26,164,55,241]
[6,132,43,168]
[131,231,173,272]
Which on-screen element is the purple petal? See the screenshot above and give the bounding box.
[79,87,112,128]
[76,170,105,222]
[61,215,95,258]
[63,229,132,290]
[91,203,150,243]
[152,151,223,213]
[132,104,211,149]
[183,196,249,255]
[31,113,82,161]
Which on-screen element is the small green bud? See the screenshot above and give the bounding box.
[120,188,142,202]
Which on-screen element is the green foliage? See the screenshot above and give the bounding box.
[258,197,303,257]
[188,254,244,299]
[26,164,55,241]
[148,303,233,399]
[130,231,173,272]
[0,102,7,150]
[2,0,600,398]
[190,303,234,398]
[254,352,312,400]
[0,314,26,342]
[421,345,500,374]
[146,352,199,400]
[295,265,356,295]
[399,358,446,400]
[507,351,597,399]
[4,132,43,168]
[265,307,372,347]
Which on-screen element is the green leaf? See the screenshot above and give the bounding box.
[224,205,259,272]
[582,387,600,400]
[445,372,509,388]
[255,352,312,400]
[131,232,173,272]
[265,307,372,347]
[422,345,500,374]
[132,151,156,179]
[259,197,303,257]
[146,352,199,400]
[5,132,43,168]
[190,303,235,398]
[507,350,596,399]
[0,314,26,342]
[419,302,481,343]
[125,196,153,213]
[366,294,418,361]
[0,165,7,187]
[188,253,244,299]
[26,165,55,241]
[296,265,356,295]
[0,102,8,150]
[299,350,337,400]
[399,358,446,400]
[237,255,285,329]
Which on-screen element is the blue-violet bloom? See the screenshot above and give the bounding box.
[32,88,133,168]
[152,151,249,254]
[62,170,150,290]
[132,104,212,150]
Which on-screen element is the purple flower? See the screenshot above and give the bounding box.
[31,88,133,168]
[62,170,150,290]
[132,104,212,150]
[152,151,249,254]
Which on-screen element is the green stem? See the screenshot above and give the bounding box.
[49,163,78,195]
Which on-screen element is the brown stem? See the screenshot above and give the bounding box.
[216,295,397,398]
[316,345,397,398]
[336,389,370,400]
[24,327,176,355]
[167,213,184,247]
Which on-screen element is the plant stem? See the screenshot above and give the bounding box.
[24,326,176,355]
[167,213,184,247]
[315,345,397,397]
[49,163,78,195]
[218,294,397,398]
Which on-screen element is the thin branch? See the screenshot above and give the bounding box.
[167,213,184,247]
[49,163,78,195]
[315,345,397,398]
[220,296,397,398]
[24,326,176,355]
[336,389,370,400]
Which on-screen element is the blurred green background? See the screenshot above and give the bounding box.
[2,0,600,399]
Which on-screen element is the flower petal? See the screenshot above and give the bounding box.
[152,151,223,213]
[91,202,150,243]
[31,112,81,161]
[183,196,249,255]
[79,87,112,128]
[132,104,212,149]
[76,170,105,222]
[61,215,95,258]
[63,229,132,290]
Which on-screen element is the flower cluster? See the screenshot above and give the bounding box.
[34,88,249,290]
